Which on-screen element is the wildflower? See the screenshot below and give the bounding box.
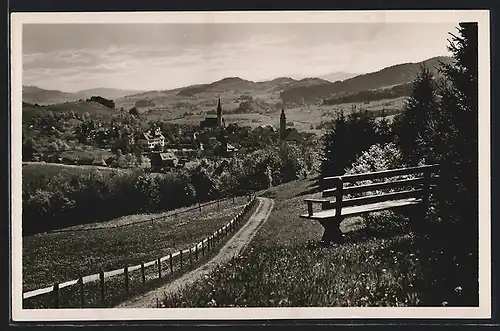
[382,268,387,273]
[455,286,463,295]
[442,301,449,307]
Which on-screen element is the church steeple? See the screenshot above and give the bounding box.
[216,96,222,127]
[280,109,287,140]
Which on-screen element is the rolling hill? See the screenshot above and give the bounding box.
[22,86,143,105]
[23,55,453,128]
[114,76,334,114]
[22,100,121,122]
[77,88,143,100]
[22,86,82,106]
[279,56,453,106]
[320,71,360,82]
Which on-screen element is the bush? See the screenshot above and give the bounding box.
[22,139,314,235]
[343,143,410,238]
[320,110,392,181]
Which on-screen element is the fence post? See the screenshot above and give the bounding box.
[180,250,183,270]
[169,253,173,274]
[124,267,129,294]
[158,258,162,279]
[99,271,105,305]
[53,283,59,308]
[232,196,235,204]
[195,244,199,260]
[198,203,202,212]
[141,262,146,285]
[202,240,205,257]
[189,247,193,265]
[79,276,84,308]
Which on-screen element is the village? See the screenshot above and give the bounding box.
[25,97,303,171]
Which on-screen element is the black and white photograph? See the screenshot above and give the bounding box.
[10,10,491,321]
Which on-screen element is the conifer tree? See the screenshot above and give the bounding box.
[394,65,439,166]
[433,23,478,235]
[320,111,348,180]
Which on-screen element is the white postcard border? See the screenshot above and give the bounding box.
[10,10,491,321]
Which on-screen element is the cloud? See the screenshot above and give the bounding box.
[22,23,455,91]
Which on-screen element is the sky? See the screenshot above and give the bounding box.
[22,23,458,92]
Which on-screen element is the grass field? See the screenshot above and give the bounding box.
[22,196,251,292]
[161,177,478,307]
[23,101,121,121]
[167,97,405,134]
[22,161,125,180]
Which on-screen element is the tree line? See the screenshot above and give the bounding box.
[23,142,316,235]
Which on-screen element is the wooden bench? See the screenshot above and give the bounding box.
[300,164,439,244]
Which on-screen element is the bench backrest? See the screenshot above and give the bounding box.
[321,164,439,211]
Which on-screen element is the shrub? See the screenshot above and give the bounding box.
[320,110,389,181]
[343,143,410,238]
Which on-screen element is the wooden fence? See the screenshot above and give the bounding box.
[23,195,258,308]
[48,195,242,233]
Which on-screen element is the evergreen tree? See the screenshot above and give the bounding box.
[320,111,348,180]
[320,110,379,185]
[394,64,439,166]
[433,23,478,236]
[375,116,393,144]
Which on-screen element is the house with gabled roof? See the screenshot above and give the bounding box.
[139,127,165,149]
[150,152,179,168]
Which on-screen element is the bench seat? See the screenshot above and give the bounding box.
[300,197,422,220]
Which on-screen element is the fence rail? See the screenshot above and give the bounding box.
[23,195,258,307]
[48,195,242,233]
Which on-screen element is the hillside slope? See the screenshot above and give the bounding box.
[22,100,120,121]
[23,86,142,105]
[22,86,83,105]
[279,56,453,106]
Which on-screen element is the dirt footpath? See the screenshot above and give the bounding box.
[116,197,275,308]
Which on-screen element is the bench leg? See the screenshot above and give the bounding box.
[411,204,429,237]
[319,220,344,245]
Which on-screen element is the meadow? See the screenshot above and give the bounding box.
[162,177,478,307]
[145,97,405,134]
[22,195,251,292]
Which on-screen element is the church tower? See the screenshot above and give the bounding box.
[280,109,287,140]
[216,96,223,128]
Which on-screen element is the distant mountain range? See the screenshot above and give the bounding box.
[320,71,360,82]
[23,55,453,111]
[22,86,144,106]
[279,56,453,106]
